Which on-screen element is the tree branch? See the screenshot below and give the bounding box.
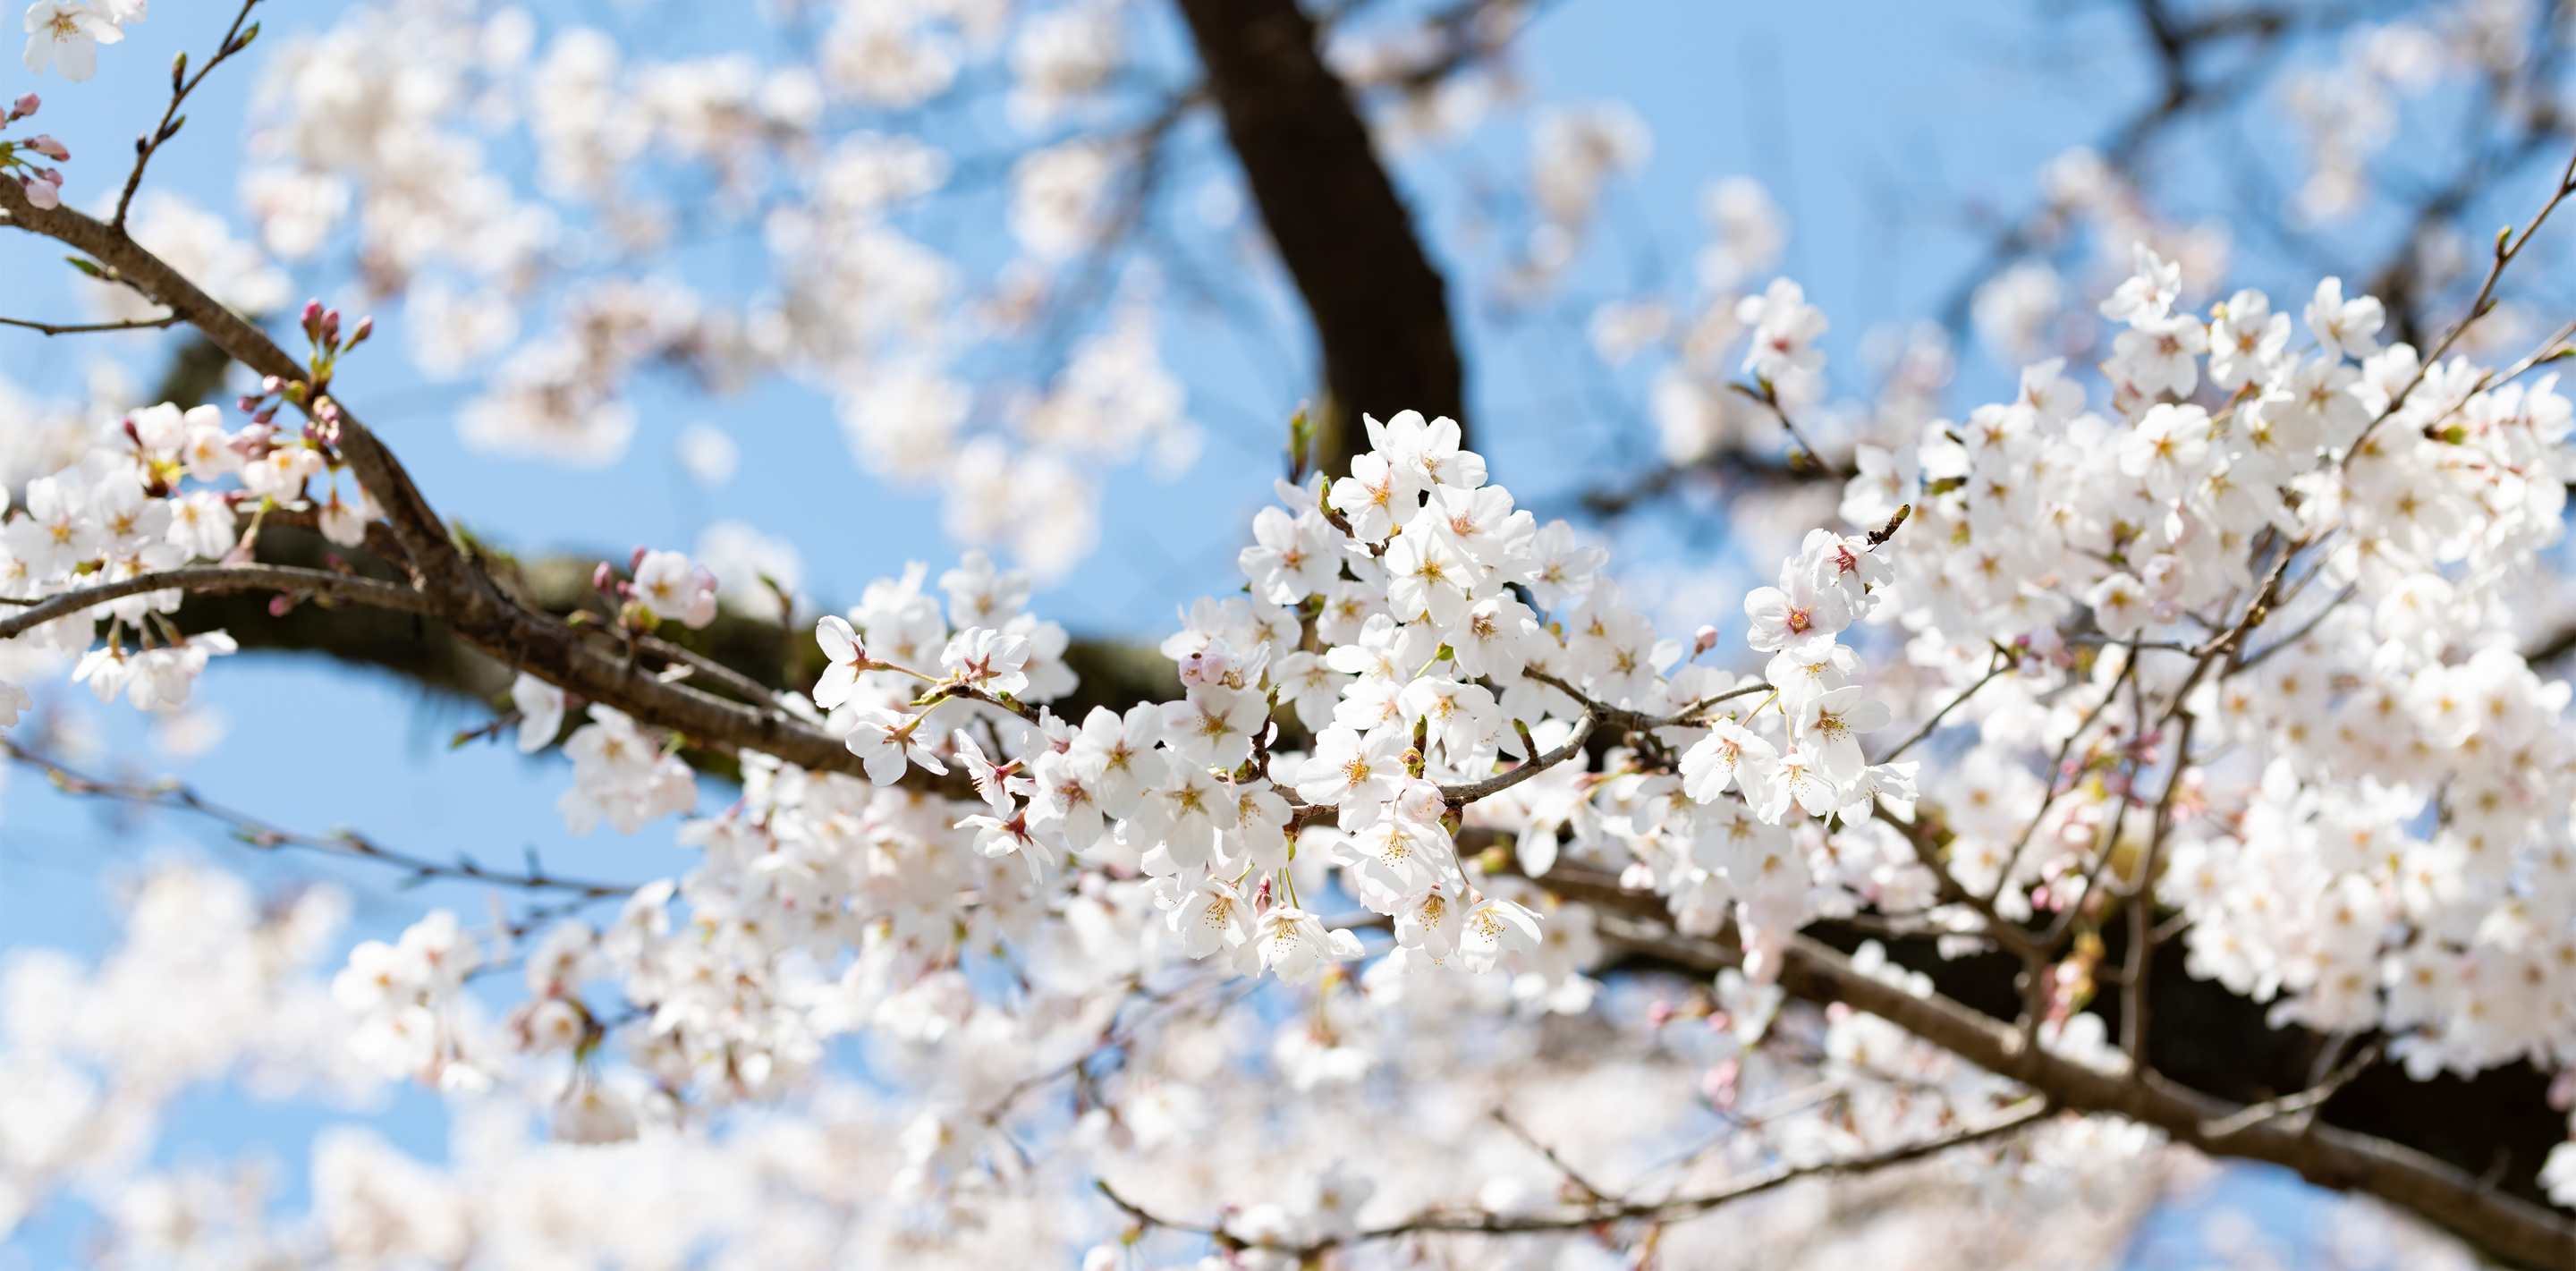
[114,0,264,230]
[1,738,639,898]
[2347,141,2576,456]
[1172,0,1467,478]
[1103,1094,2055,1253]
[1357,1098,2054,1239]
[1563,886,2576,1271]
[0,177,471,603]
[0,181,991,801]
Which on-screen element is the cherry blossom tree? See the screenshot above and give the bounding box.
[7,2,2576,1269]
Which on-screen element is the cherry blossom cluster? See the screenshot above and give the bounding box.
[352,414,1930,1146]
[1823,244,2576,1184]
[0,402,262,709]
[12,4,2576,1261]
[326,553,1080,1109]
[0,300,409,718]
[6,856,2294,1271]
[749,419,1893,1001]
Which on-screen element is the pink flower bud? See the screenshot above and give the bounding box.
[629,546,650,574]
[320,309,340,345]
[20,174,58,209]
[592,562,616,594]
[1176,644,1237,690]
[1700,1057,1741,1107]
[28,135,66,161]
[261,375,283,394]
[348,315,373,348]
[1691,624,1719,656]
[300,299,323,335]
[10,94,38,120]
[236,394,260,413]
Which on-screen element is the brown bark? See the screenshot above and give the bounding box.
[1170,0,1467,479]
[1539,864,2576,1271]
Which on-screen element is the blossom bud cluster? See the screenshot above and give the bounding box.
[0,89,64,208]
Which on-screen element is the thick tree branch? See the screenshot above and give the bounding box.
[0,181,987,799]
[0,178,475,605]
[1172,0,1466,478]
[1555,878,2576,1271]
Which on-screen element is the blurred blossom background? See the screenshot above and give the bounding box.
[2,0,2572,1266]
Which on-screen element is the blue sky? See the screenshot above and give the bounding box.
[0,0,2470,1261]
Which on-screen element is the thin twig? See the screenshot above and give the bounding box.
[634,633,786,712]
[2237,583,2359,672]
[114,0,265,230]
[1095,1180,1224,1239]
[1523,667,1772,732]
[2344,142,2576,458]
[2,739,640,898]
[1437,711,1597,806]
[0,311,182,336]
[1349,1099,2053,1241]
[1877,652,2009,764]
[1491,1107,1616,1202]
[1098,1097,2054,1252]
[1987,646,2139,911]
[2199,1039,2385,1139]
